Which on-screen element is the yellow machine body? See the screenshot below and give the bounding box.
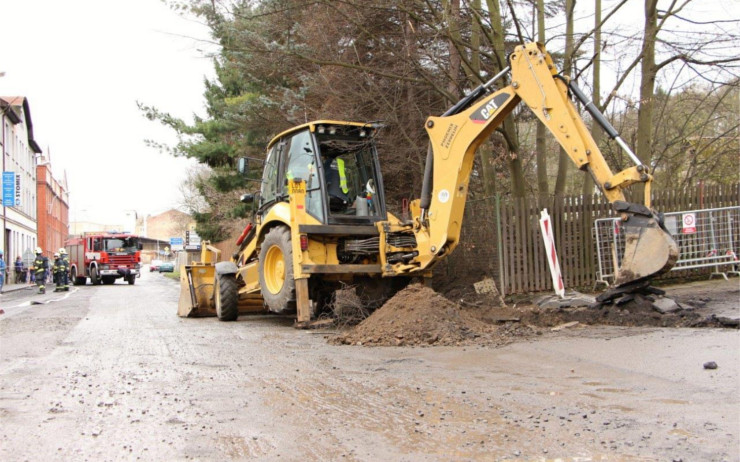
[182,42,677,325]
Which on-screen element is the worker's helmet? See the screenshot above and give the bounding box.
[53,253,60,258]
[59,248,67,255]
[35,247,43,254]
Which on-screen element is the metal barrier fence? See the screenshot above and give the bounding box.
[594,206,740,287]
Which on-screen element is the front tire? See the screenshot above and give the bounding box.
[258,226,296,313]
[215,274,238,321]
[127,275,136,285]
[90,266,101,285]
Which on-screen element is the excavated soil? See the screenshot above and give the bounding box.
[332,284,535,347]
[332,279,739,347]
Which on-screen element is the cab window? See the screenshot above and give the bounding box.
[260,145,279,206]
[319,139,383,219]
[284,130,323,222]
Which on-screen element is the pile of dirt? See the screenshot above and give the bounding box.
[331,284,532,347]
[330,279,739,348]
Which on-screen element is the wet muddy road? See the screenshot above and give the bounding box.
[1,273,738,461]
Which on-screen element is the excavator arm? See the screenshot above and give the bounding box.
[404,42,677,288]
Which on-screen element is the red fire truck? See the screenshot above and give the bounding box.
[66,232,143,285]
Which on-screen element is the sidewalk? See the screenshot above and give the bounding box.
[1,280,37,294]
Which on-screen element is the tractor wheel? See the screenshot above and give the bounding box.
[90,266,101,285]
[215,273,238,321]
[258,226,296,313]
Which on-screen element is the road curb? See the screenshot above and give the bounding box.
[1,283,37,294]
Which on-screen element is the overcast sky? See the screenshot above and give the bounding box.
[1,0,736,228]
[0,0,214,225]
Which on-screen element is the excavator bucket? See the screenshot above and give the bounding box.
[613,203,679,287]
[177,241,221,318]
[178,264,217,317]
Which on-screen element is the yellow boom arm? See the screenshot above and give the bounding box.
[406,42,677,287]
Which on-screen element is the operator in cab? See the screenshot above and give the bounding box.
[322,152,350,211]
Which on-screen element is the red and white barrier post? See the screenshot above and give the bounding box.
[539,209,565,298]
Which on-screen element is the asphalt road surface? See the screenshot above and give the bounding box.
[1,271,738,461]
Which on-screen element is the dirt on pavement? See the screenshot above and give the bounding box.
[333,278,740,347]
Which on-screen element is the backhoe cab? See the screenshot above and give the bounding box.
[179,42,677,324]
[178,121,412,323]
[245,122,387,225]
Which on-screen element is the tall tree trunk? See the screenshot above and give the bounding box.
[553,0,575,197]
[535,0,549,208]
[584,0,601,196]
[635,0,659,202]
[487,0,525,198]
[442,0,462,99]
[471,0,497,197]
[403,11,424,185]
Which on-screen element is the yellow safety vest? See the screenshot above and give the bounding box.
[336,158,349,194]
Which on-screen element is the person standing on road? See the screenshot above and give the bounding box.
[31,248,49,294]
[15,255,24,283]
[52,253,63,292]
[0,250,6,294]
[59,248,70,291]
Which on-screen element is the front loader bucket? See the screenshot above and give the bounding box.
[177,265,217,317]
[614,210,679,287]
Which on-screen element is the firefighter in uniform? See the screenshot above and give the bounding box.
[31,248,49,294]
[59,248,70,291]
[52,253,62,291]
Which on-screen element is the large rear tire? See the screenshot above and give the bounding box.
[258,226,296,313]
[215,274,239,321]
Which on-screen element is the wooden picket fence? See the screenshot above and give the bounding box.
[446,183,740,296]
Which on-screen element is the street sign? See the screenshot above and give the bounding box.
[185,230,201,246]
[14,173,20,206]
[170,237,184,246]
[682,213,697,234]
[2,171,15,207]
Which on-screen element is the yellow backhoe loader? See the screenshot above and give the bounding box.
[179,42,678,325]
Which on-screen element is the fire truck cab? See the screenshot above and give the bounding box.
[66,232,143,285]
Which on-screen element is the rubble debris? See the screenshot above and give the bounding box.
[551,321,579,332]
[328,279,739,348]
[652,298,682,314]
[473,277,507,307]
[536,291,596,309]
[703,361,718,370]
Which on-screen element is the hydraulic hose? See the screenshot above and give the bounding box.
[419,145,434,211]
[557,75,643,167]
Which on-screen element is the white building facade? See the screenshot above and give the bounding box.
[1,96,42,266]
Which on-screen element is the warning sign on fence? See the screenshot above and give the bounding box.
[682,213,697,234]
